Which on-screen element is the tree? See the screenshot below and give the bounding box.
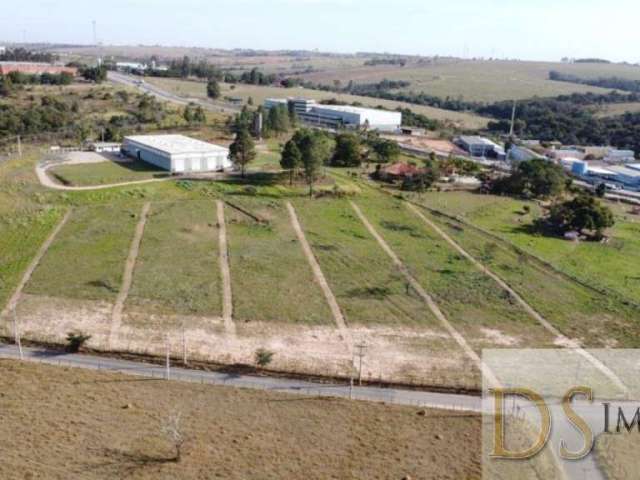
[0,74,12,97]
[545,194,615,239]
[492,158,567,199]
[206,77,221,99]
[161,411,186,463]
[66,332,91,353]
[280,139,302,185]
[372,138,400,164]
[595,182,607,198]
[296,129,324,197]
[80,65,107,83]
[330,133,362,167]
[228,127,256,177]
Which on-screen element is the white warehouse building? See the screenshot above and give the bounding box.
[122,135,231,173]
[263,98,402,131]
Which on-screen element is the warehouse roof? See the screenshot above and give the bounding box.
[317,104,398,116]
[124,135,228,156]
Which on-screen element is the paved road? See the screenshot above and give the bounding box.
[108,71,240,115]
[0,344,481,412]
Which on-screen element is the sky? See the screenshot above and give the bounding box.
[2,0,639,62]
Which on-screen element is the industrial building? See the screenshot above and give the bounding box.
[122,135,231,173]
[507,145,546,163]
[0,62,77,76]
[455,136,505,159]
[263,98,402,131]
[569,160,640,189]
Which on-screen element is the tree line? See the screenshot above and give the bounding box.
[549,70,640,94]
[0,48,57,63]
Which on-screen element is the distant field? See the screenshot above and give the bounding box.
[295,60,632,102]
[49,159,169,187]
[594,101,640,117]
[144,77,491,129]
[25,204,140,301]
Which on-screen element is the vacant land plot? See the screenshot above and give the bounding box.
[594,101,640,117]
[411,194,640,347]
[0,208,64,308]
[355,195,556,350]
[419,191,640,301]
[296,60,622,102]
[126,200,222,321]
[49,159,169,187]
[0,359,481,480]
[25,204,140,301]
[225,198,333,325]
[144,77,490,129]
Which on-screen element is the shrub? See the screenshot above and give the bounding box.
[255,348,275,367]
[66,332,92,353]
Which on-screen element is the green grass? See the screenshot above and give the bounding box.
[49,159,169,187]
[419,191,640,301]
[0,207,64,308]
[292,197,441,327]
[126,200,222,319]
[225,198,333,324]
[411,193,640,347]
[354,194,556,349]
[25,204,140,301]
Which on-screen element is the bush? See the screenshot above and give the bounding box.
[66,332,92,353]
[255,348,275,367]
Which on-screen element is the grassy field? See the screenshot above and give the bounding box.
[292,197,453,330]
[0,207,64,308]
[354,194,556,350]
[410,192,640,347]
[295,59,635,102]
[0,359,481,480]
[125,201,222,321]
[25,204,140,301]
[418,191,640,301]
[49,159,169,187]
[225,198,333,325]
[144,77,490,129]
[594,101,640,117]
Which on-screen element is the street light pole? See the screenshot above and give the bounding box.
[12,308,23,360]
[355,342,367,386]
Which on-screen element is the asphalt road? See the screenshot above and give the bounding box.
[108,71,240,115]
[0,344,481,412]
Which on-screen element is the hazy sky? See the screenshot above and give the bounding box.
[2,0,639,62]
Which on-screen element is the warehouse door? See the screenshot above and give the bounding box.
[200,156,208,171]
[184,158,192,172]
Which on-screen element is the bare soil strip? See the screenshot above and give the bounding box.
[108,202,150,348]
[405,202,627,393]
[1,209,72,320]
[286,202,353,353]
[216,200,236,335]
[349,201,500,388]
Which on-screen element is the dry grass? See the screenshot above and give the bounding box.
[0,359,481,480]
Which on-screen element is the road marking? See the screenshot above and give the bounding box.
[1,208,72,320]
[349,201,500,388]
[405,201,628,394]
[286,202,353,354]
[217,201,236,335]
[109,202,150,348]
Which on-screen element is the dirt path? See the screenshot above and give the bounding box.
[216,201,236,335]
[1,209,72,321]
[405,202,627,393]
[286,202,353,353]
[349,201,500,388]
[36,160,173,191]
[108,203,150,348]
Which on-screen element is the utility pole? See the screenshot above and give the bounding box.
[182,324,187,366]
[509,99,517,138]
[354,342,367,386]
[16,135,22,157]
[12,309,23,360]
[165,335,171,380]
